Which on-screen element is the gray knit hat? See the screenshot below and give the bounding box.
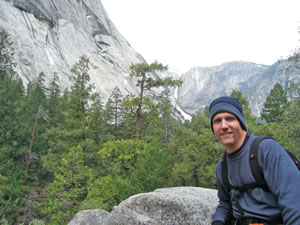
[208,96,247,132]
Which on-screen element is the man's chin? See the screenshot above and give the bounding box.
[220,137,234,146]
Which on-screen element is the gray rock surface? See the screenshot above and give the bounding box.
[68,187,218,225]
[68,209,109,225]
[176,60,299,116]
[0,0,144,99]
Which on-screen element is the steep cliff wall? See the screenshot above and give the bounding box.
[0,0,144,99]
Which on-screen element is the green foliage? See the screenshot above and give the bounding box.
[85,139,149,211]
[104,87,126,138]
[230,90,258,133]
[261,83,287,122]
[46,72,61,123]
[42,56,96,171]
[0,31,16,75]
[0,175,24,223]
[169,114,223,188]
[43,145,91,225]
[98,139,144,173]
[281,80,300,154]
[0,218,9,225]
[81,175,137,212]
[134,140,173,192]
[0,31,29,224]
[128,61,182,140]
[29,219,45,225]
[69,55,94,115]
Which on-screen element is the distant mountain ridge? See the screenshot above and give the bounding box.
[175,61,296,116]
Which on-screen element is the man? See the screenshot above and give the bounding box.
[209,96,300,225]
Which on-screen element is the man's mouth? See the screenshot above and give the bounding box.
[221,132,232,136]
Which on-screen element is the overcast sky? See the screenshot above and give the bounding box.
[101,0,300,72]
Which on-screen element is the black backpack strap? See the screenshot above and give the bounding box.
[249,136,273,192]
[221,152,231,192]
[286,150,300,170]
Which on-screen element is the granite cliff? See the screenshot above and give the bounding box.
[0,0,144,99]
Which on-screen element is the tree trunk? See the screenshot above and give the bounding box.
[24,107,40,186]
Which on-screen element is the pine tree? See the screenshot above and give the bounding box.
[44,145,91,225]
[261,83,287,123]
[46,72,61,123]
[126,61,182,141]
[104,86,125,138]
[0,31,15,76]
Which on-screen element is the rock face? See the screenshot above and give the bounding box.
[176,61,299,116]
[68,209,109,225]
[0,0,144,99]
[68,187,218,225]
[176,61,268,115]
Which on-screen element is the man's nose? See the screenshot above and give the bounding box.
[220,120,229,128]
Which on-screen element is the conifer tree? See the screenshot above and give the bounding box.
[126,61,182,141]
[0,31,15,76]
[261,83,287,123]
[44,145,91,225]
[46,72,61,123]
[104,86,125,138]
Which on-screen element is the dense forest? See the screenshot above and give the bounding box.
[0,30,299,225]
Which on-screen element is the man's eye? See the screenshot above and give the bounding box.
[214,119,221,124]
[227,117,234,121]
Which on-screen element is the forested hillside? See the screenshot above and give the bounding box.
[0,31,299,225]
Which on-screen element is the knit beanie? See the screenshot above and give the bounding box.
[209,96,247,132]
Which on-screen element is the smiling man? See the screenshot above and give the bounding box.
[209,96,300,225]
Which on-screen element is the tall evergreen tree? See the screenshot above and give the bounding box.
[143,88,175,143]
[104,86,125,138]
[21,72,50,185]
[69,56,94,116]
[46,72,61,123]
[126,61,182,141]
[44,145,91,225]
[0,31,15,76]
[261,83,287,123]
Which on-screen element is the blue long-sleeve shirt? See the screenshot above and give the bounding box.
[212,134,300,225]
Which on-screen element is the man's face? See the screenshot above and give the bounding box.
[212,112,246,153]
